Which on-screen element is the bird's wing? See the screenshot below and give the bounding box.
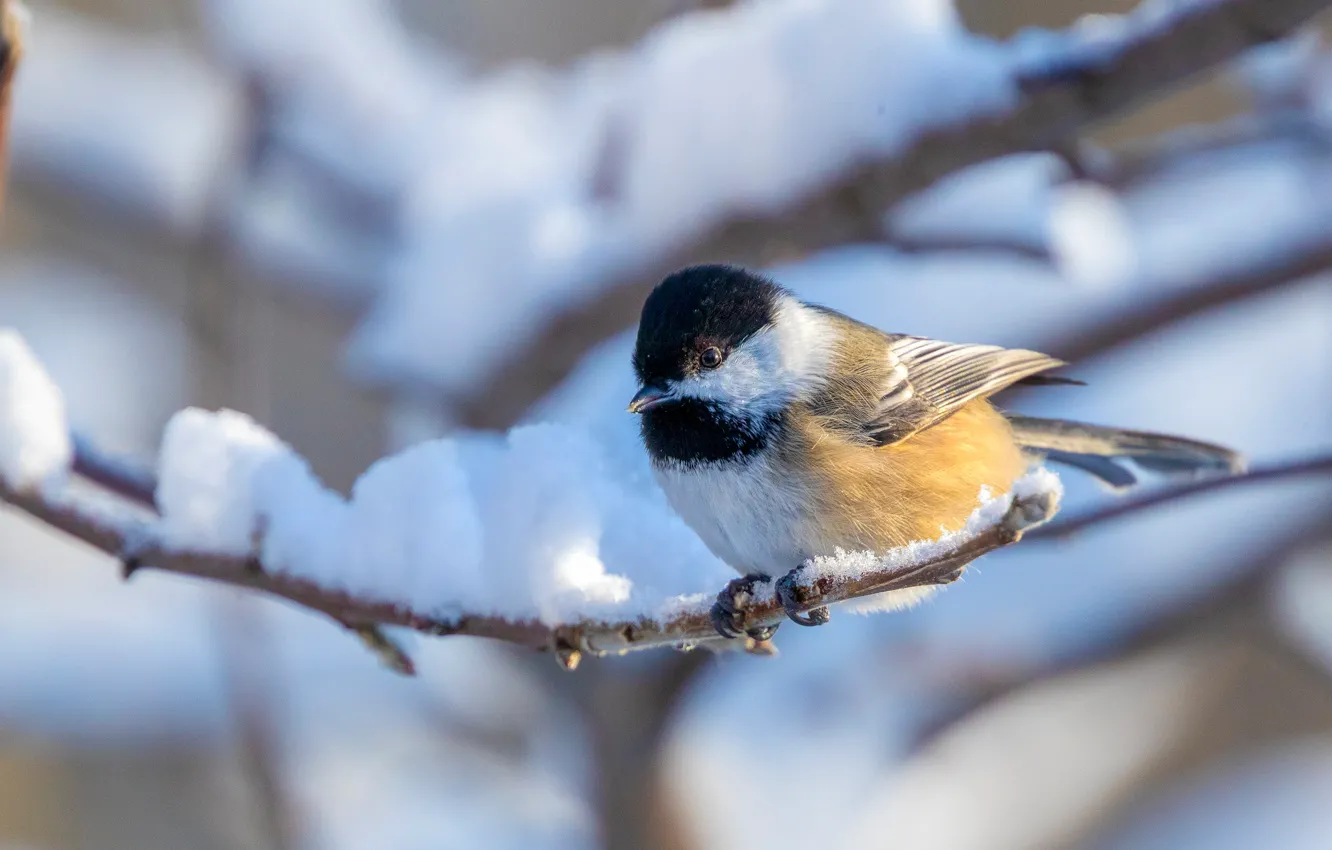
[861,336,1068,446]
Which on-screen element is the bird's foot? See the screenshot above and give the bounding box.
[710,574,780,641]
[776,568,831,627]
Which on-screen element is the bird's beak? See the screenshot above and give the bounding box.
[627,385,672,414]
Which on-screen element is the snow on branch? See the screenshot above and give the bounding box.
[0,328,1066,672]
[0,333,68,488]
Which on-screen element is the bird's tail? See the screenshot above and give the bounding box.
[1007,415,1244,490]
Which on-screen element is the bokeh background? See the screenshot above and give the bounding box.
[2,0,1331,849]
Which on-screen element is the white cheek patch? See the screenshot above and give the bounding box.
[674,296,833,413]
[770,296,835,386]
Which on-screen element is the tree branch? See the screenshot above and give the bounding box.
[1,433,1312,675]
[4,419,1325,675]
[3,441,1322,674]
[0,437,1060,672]
[1029,455,1332,540]
[460,0,1332,428]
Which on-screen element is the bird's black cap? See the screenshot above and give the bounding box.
[632,264,785,387]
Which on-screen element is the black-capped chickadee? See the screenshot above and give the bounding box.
[629,265,1242,640]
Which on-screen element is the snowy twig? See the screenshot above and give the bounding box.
[0,437,1059,671]
[463,0,1332,428]
[0,399,1318,674]
[21,448,1327,673]
[1030,455,1332,541]
[67,434,421,673]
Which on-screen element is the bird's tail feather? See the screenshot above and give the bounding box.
[1006,415,1244,490]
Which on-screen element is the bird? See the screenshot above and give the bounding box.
[627,264,1243,641]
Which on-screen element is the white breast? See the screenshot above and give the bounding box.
[652,451,816,578]
[655,451,946,612]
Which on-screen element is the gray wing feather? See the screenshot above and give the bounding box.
[865,336,1066,446]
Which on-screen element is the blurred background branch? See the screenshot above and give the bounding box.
[1031,455,1332,540]
[914,520,1332,753]
[9,0,1329,429]
[459,0,1332,428]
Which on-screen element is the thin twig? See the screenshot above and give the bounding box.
[71,434,157,507]
[1030,455,1332,540]
[67,433,417,671]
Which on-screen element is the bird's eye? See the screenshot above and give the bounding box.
[699,347,723,369]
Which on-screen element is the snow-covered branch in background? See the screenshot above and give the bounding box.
[363,0,1332,426]
[11,0,1330,428]
[0,328,1066,672]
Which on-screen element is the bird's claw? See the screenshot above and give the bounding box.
[744,623,780,642]
[709,599,743,639]
[776,569,831,627]
[710,574,780,641]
